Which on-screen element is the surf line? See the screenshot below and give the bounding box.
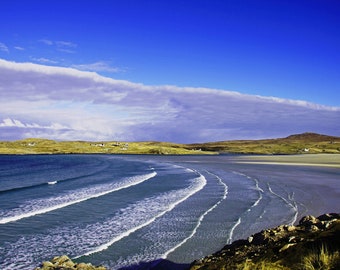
[267,183,298,225]
[0,172,157,225]
[232,171,264,211]
[250,178,263,209]
[162,170,228,259]
[75,172,207,259]
[227,217,242,244]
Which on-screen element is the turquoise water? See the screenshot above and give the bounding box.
[0,155,339,269]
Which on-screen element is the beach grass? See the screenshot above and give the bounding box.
[302,245,340,270]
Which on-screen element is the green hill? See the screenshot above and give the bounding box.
[186,132,340,154]
[0,132,339,155]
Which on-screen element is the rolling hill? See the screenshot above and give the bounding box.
[0,132,339,155]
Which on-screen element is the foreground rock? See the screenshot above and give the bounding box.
[190,213,340,270]
[35,255,106,270]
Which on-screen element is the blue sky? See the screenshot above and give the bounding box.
[0,1,339,142]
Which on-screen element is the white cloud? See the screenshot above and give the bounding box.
[56,41,77,48]
[72,61,122,73]
[31,57,58,64]
[39,39,54,45]
[14,46,25,51]
[0,42,9,53]
[39,39,77,53]
[0,118,25,128]
[0,118,69,130]
[0,59,339,142]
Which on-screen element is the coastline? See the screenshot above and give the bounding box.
[233,153,340,168]
[1,154,339,269]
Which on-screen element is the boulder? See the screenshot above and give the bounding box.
[35,255,107,270]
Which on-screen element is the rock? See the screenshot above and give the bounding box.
[76,262,91,269]
[190,213,340,270]
[318,213,340,221]
[286,225,296,232]
[35,255,107,270]
[288,236,296,242]
[322,219,337,229]
[52,255,70,264]
[63,260,76,268]
[279,243,297,252]
[299,215,318,226]
[41,261,54,268]
[308,224,319,232]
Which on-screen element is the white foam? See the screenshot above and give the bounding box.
[162,170,228,258]
[0,175,205,269]
[267,183,298,225]
[227,217,242,244]
[251,178,263,208]
[47,181,57,185]
[232,171,264,211]
[75,173,207,258]
[0,171,157,224]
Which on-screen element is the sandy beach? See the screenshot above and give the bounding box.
[233,154,340,168]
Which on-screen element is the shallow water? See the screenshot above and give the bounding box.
[0,154,339,269]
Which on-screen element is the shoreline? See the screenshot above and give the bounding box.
[2,154,339,269]
[233,153,340,168]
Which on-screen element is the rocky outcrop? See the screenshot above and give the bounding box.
[35,255,107,270]
[190,213,340,270]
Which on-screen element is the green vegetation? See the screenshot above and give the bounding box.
[302,245,340,270]
[0,132,339,155]
[187,132,340,154]
[0,138,215,155]
[237,260,290,270]
[236,246,340,270]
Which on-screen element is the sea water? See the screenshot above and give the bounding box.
[0,154,339,269]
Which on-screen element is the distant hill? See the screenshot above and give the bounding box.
[0,138,215,155]
[186,132,340,154]
[284,132,340,142]
[0,132,339,155]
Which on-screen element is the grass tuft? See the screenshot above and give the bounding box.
[302,245,340,270]
[237,260,289,270]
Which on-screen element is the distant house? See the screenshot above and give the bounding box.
[90,143,105,147]
[121,143,129,150]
